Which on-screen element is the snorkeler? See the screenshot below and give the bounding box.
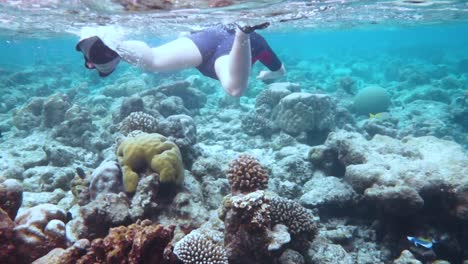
[76,23,286,97]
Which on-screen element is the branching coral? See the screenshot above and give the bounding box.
[226,154,268,194]
[269,196,317,238]
[221,190,271,230]
[174,230,228,264]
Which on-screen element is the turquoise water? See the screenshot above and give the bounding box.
[2,23,468,91]
[1,1,468,263]
[2,23,467,146]
[3,23,468,69]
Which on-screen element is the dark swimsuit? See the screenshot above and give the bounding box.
[187,25,282,80]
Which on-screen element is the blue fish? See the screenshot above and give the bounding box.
[407,236,437,249]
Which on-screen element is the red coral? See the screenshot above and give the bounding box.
[78,220,176,264]
[0,208,18,264]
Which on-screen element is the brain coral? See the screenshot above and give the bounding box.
[353,86,391,115]
[273,92,336,135]
[174,230,228,264]
[117,133,184,193]
[226,154,269,194]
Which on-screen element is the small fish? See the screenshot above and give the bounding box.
[0,130,2,138]
[407,236,436,249]
[369,112,390,119]
[76,167,86,179]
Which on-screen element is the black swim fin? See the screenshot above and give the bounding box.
[236,22,270,34]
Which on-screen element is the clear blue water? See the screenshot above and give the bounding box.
[1,1,468,263]
[2,23,468,82]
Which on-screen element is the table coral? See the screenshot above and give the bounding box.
[117,132,184,193]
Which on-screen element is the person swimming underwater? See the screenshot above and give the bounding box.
[76,23,286,97]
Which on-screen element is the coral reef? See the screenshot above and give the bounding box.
[119,111,158,135]
[270,196,318,238]
[226,154,269,194]
[128,173,159,220]
[14,204,67,263]
[241,111,274,136]
[52,104,97,148]
[220,190,272,263]
[3,26,468,264]
[70,172,90,206]
[12,97,44,131]
[299,175,357,211]
[88,160,123,200]
[77,220,175,264]
[314,130,468,218]
[353,86,391,115]
[0,207,18,263]
[43,93,71,128]
[148,80,207,110]
[255,82,300,110]
[22,166,75,192]
[32,239,90,264]
[117,132,184,193]
[0,179,23,219]
[117,95,144,122]
[273,92,336,136]
[174,229,228,264]
[279,249,305,264]
[158,114,197,150]
[79,193,131,239]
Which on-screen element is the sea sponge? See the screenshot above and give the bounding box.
[226,154,268,194]
[353,86,391,115]
[117,132,184,193]
[269,196,317,238]
[174,230,228,264]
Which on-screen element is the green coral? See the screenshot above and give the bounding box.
[116,133,184,193]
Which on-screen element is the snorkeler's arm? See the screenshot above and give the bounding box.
[115,40,158,71]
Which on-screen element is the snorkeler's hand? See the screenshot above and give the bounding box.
[256,70,276,81]
[256,65,286,81]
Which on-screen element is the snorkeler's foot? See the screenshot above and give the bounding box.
[236,22,270,34]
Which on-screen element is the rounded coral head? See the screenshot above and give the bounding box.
[226,154,269,194]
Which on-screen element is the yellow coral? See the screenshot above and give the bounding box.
[117,133,184,193]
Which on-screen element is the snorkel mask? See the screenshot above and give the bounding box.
[76,36,121,77]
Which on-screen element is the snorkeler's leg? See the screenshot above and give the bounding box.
[116,37,202,72]
[214,28,251,97]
